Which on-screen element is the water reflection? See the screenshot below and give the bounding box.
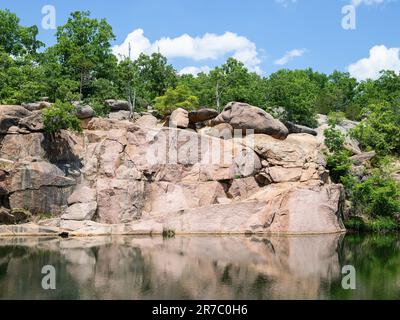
[0,234,399,300]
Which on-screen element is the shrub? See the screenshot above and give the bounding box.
[352,169,400,218]
[351,103,400,156]
[43,101,82,133]
[324,125,352,183]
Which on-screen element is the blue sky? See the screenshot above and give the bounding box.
[1,0,399,79]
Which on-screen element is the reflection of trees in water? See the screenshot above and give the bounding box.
[1,234,397,300]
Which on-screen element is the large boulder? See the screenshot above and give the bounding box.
[169,108,189,129]
[22,101,51,111]
[210,102,289,140]
[135,114,158,128]
[76,105,94,120]
[199,123,234,140]
[0,105,32,133]
[189,108,219,123]
[0,133,46,161]
[61,202,97,221]
[18,111,44,131]
[104,99,130,111]
[108,110,131,121]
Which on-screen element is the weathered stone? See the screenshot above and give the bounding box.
[285,121,317,136]
[135,114,159,128]
[0,105,32,133]
[96,178,145,224]
[68,185,97,205]
[201,123,234,140]
[9,186,74,215]
[108,110,131,121]
[240,133,319,169]
[62,202,97,221]
[0,223,60,236]
[169,108,189,129]
[22,101,51,111]
[189,108,219,123]
[104,99,130,111]
[140,182,344,234]
[18,111,44,131]
[10,161,76,192]
[227,177,260,199]
[267,167,303,183]
[0,133,46,161]
[350,151,376,166]
[87,118,136,131]
[76,105,94,119]
[211,102,289,140]
[145,181,227,214]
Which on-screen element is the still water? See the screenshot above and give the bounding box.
[0,234,399,300]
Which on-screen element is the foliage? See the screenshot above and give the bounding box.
[351,102,400,156]
[0,9,43,57]
[352,168,400,218]
[54,11,116,99]
[324,125,352,183]
[155,85,199,115]
[265,69,319,127]
[134,53,178,104]
[43,101,82,133]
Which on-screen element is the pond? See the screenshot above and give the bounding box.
[0,234,399,300]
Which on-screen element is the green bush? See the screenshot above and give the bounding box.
[351,103,400,156]
[43,101,82,133]
[352,169,400,218]
[324,125,352,183]
[86,99,110,117]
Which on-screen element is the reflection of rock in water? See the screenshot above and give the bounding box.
[0,235,343,300]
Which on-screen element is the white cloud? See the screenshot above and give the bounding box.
[274,49,306,65]
[347,45,400,81]
[275,0,298,7]
[113,29,262,73]
[179,66,211,76]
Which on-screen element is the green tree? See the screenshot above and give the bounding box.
[265,69,319,127]
[154,84,199,115]
[54,11,116,99]
[351,102,400,156]
[134,53,177,104]
[0,9,43,57]
[210,58,265,112]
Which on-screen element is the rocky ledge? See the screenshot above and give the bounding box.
[0,102,346,236]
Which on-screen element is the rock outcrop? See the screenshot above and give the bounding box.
[169,108,189,129]
[0,103,345,235]
[211,102,289,140]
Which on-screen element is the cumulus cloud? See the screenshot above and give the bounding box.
[274,49,306,66]
[178,66,211,76]
[347,45,400,81]
[113,29,262,73]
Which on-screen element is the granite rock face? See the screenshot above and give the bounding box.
[0,103,346,235]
